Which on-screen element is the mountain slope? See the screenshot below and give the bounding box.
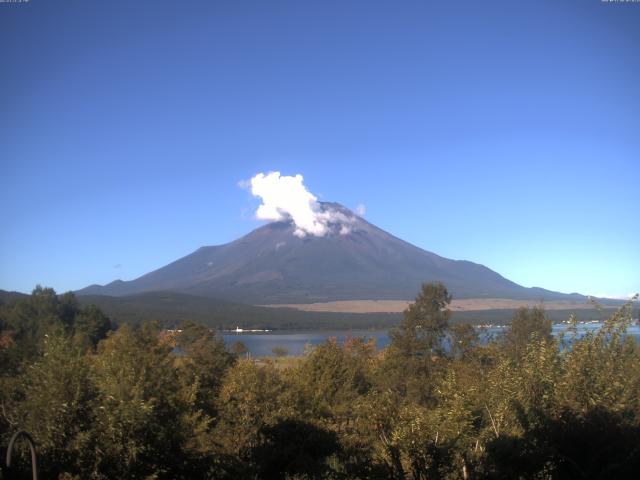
[78,203,582,303]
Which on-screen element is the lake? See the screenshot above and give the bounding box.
[222,322,640,357]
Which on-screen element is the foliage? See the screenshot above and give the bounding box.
[450,322,480,360]
[381,283,452,404]
[215,358,294,459]
[503,306,552,360]
[0,286,112,374]
[1,285,639,479]
[175,321,235,417]
[294,337,374,420]
[251,419,341,479]
[90,323,202,478]
[391,282,452,357]
[4,331,97,478]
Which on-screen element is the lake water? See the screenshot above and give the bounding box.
[223,322,640,357]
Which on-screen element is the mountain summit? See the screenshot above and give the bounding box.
[78,203,580,304]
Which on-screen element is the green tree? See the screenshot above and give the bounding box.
[3,330,97,478]
[450,323,480,360]
[175,321,235,417]
[381,283,451,403]
[390,282,452,358]
[73,304,112,348]
[557,302,640,416]
[353,390,408,479]
[503,306,552,359]
[1,286,66,365]
[91,322,206,479]
[294,338,373,422]
[251,419,341,479]
[215,358,295,460]
[0,287,111,370]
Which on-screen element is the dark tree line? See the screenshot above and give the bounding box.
[1,284,639,479]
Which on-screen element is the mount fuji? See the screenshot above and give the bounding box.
[77,203,582,304]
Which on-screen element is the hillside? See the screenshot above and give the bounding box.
[1,289,623,330]
[76,291,402,330]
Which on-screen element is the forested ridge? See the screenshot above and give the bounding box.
[1,284,639,479]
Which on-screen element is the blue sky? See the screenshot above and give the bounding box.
[1,0,638,298]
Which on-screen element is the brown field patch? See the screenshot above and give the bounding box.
[262,298,606,313]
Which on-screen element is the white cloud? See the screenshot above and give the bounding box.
[245,171,354,237]
[355,204,366,216]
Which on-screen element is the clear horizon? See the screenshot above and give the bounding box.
[1,1,639,298]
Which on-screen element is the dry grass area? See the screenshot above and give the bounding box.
[254,356,301,369]
[263,298,604,313]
